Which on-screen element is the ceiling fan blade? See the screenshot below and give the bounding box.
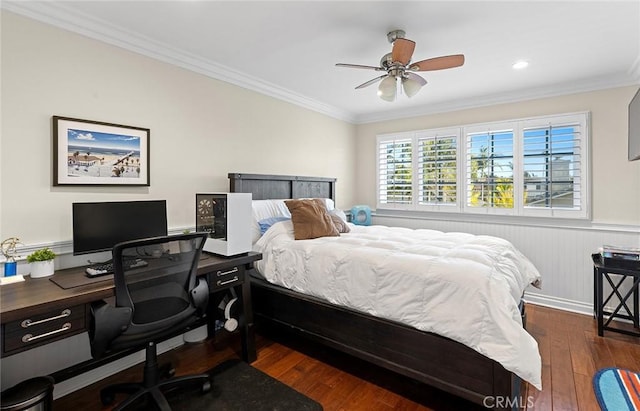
[336,63,384,71]
[404,72,427,86]
[391,38,415,65]
[355,75,387,89]
[409,54,465,71]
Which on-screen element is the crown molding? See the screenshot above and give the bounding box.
[2,2,638,126]
[354,75,640,124]
[1,2,357,124]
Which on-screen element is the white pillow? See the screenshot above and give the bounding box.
[331,208,348,222]
[251,200,291,243]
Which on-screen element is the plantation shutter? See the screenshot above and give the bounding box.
[377,135,413,207]
[417,130,458,206]
[464,125,515,211]
[521,114,586,215]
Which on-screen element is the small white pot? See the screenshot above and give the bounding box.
[30,260,55,278]
[179,240,194,253]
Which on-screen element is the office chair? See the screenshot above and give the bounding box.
[90,232,211,411]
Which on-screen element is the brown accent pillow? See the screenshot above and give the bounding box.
[330,213,350,233]
[285,199,340,240]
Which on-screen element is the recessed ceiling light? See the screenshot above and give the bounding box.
[512,60,529,70]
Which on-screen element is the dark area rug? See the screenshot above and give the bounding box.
[135,359,323,411]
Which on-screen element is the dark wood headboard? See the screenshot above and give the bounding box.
[228,173,336,201]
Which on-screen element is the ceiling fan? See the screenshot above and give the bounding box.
[336,30,465,102]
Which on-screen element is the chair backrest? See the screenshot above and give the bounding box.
[112,232,208,334]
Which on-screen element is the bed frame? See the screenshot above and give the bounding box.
[229,172,523,410]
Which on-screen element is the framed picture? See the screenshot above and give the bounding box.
[53,116,150,186]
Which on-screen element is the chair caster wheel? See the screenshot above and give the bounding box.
[100,391,115,405]
[201,380,211,393]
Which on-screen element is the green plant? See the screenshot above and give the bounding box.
[26,248,56,263]
[183,229,191,234]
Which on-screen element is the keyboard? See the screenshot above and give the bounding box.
[85,258,149,277]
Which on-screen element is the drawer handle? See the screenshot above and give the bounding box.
[217,276,239,286]
[22,322,72,343]
[216,267,238,277]
[21,309,72,328]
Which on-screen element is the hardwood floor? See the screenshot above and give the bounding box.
[54,303,640,410]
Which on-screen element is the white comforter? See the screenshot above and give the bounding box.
[253,222,543,390]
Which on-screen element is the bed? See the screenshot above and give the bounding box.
[228,172,541,410]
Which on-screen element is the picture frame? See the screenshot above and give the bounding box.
[53,116,150,186]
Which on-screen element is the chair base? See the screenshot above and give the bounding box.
[100,343,211,411]
[102,373,212,411]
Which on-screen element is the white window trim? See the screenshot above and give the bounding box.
[376,112,591,220]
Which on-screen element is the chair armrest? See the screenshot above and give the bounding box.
[190,278,209,312]
[89,301,132,358]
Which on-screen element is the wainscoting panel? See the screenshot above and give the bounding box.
[373,214,640,316]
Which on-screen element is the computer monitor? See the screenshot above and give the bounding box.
[72,200,168,255]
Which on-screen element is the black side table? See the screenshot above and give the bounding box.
[592,254,640,337]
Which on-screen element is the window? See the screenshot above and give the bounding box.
[376,112,590,219]
[378,128,460,211]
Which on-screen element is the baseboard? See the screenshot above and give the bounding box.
[524,291,594,316]
[52,334,186,400]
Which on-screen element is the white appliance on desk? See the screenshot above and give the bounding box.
[196,192,252,256]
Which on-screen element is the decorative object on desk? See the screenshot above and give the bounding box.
[196,193,252,256]
[53,116,150,186]
[1,237,22,277]
[593,367,640,411]
[350,205,372,226]
[26,248,56,278]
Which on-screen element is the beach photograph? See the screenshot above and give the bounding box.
[66,128,142,179]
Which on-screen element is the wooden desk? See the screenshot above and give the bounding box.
[0,252,262,377]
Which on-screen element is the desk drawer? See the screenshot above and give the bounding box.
[3,305,87,355]
[209,265,244,291]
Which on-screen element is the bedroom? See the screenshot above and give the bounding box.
[1,1,639,410]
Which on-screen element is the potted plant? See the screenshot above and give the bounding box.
[26,248,56,278]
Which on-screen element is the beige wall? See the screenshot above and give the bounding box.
[0,11,356,245]
[356,86,640,226]
[1,10,638,248]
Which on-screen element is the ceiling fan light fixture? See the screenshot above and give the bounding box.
[378,75,397,102]
[402,76,423,98]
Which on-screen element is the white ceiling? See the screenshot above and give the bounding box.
[4,1,640,123]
